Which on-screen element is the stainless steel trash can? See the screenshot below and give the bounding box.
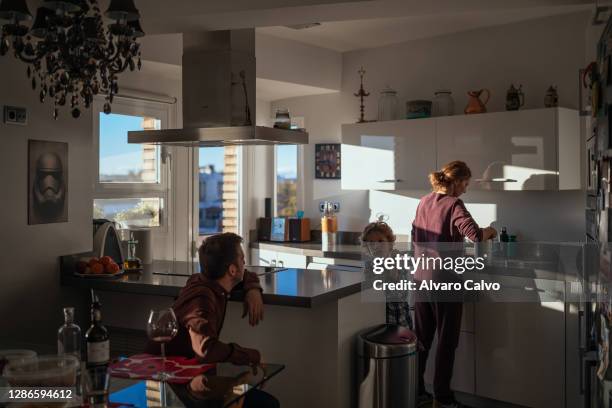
[356,324,418,408]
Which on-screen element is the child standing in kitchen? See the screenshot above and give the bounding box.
[361,220,413,329]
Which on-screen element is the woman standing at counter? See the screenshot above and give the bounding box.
[412,161,496,408]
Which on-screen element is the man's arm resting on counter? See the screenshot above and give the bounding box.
[233,270,264,326]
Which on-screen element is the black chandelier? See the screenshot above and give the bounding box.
[0,0,144,119]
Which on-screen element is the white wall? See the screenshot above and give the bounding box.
[271,12,589,241]
[0,53,184,344]
[256,33,342,91]
[0,56,92,344]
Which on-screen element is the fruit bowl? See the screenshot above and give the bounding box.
[74,256,123,278]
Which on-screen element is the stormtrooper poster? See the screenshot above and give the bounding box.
[28,140,68,224]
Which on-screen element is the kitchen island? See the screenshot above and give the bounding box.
[60,257,384,408]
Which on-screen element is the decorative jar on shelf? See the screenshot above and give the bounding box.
[432,89,455,116]
[377,86,400,121]
[274,108,291,129]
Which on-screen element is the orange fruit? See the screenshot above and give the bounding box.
[90,263,105,274]
[88,257,100,267]
[100,256,113,265]
[105,263,120,274]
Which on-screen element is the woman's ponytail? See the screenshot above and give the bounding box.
[429,161,471,191]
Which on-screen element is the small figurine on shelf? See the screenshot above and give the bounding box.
[354,67,371,123]
[505,84,524,111]
[123,233,143,272]
[544,85,559,108]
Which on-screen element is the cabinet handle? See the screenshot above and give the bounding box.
[578,309,584,351]
[474,178,518,183]
[377,179,403,183]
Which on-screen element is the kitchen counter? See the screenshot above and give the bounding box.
[60,257,363,308]
[250,241,363,261]
[251,241,586,283]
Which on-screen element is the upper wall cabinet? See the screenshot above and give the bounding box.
[436,108,580,191]
[341,119,437,190]
[341,108,581,192]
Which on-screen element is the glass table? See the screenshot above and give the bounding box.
[109,363,285,408]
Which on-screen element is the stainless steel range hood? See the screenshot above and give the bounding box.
[128,125,308,147]
[128,29,308,147]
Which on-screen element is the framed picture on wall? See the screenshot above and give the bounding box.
[315,143,341,179]
[28,139,68,225]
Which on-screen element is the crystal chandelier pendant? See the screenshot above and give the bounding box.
[0,0,144,119]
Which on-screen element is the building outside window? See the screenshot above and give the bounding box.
[198,147,240,236]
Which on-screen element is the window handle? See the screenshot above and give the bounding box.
[377,179,402,183]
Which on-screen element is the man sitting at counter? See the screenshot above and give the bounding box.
[147,232,278,407]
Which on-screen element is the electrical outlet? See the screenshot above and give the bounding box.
[319,201,341,212]
[3,106,27,125]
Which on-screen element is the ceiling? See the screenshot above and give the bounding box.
[132,0,594,37]
[131,0,595,101]
[257,5,591,52]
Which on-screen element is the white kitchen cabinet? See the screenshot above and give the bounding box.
[275,251,308,269]
[474,302,565,408]
[250,249,307,269]
[341,108,580,192]
[341,119,437,190]
[251,249,277,267]
[436,108,580,191]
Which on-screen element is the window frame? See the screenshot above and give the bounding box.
[92,96,172,229]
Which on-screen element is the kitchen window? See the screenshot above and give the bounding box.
[275,117,304,216]
[198,146,241,236]
[276,145,298,216]
[93,97,171,228]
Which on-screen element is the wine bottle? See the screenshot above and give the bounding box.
[58,307,82,360]
[85,290,109,367]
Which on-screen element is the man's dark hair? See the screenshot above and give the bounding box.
[198,233,243,280]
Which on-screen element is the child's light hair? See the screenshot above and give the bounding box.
[361,221,396,243]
